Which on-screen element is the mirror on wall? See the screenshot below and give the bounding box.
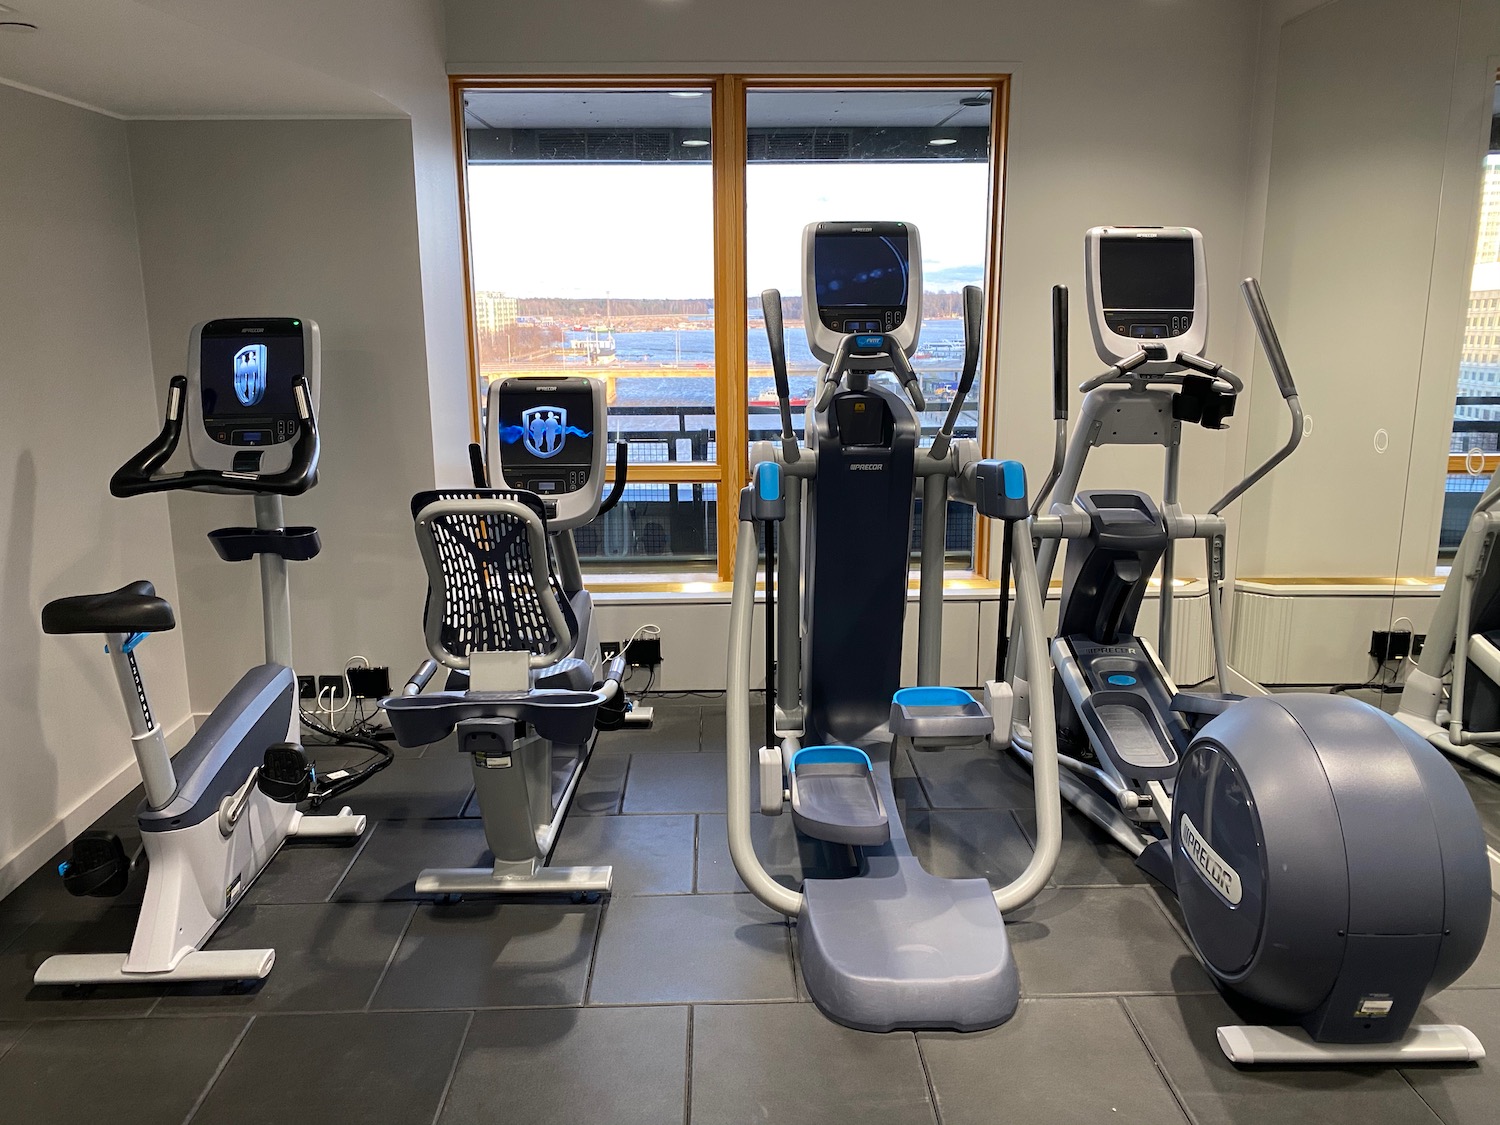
[1225,0,1483,708]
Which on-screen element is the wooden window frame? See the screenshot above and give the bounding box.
[450,73,1011,584]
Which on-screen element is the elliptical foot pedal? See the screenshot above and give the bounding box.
[788,746,889,846]
[257,743,313,804]
[60,831,132,898]
[889,686,994,750]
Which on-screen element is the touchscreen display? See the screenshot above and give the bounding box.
[1099,237,1196,310]
[814,231,910,309]
[200,320,305,422]
[495,385,596,469]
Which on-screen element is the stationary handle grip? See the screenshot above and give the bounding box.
[111,376,320,498]
[1241,277,1298,399]
[1051,285,1069,420]
[597,440,629,515]
[931,286,984,460]
[761,289,800,462]
[958,285,983,396]
[468,443,489,488]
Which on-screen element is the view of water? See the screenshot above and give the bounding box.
[555,318,972,413]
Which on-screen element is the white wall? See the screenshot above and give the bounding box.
[445,0,1265,579]
[126,119,442,710]
[0,85,192,894]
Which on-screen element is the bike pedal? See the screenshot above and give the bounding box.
[59,831,132,898]
[258,743,313,804]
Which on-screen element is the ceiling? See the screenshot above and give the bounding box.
[0,0,403,118]
[463,88,993,132]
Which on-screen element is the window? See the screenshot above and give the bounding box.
[1442,89,1500,558]
[454,77,1007,581]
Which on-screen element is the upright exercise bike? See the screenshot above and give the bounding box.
[37,318,373,986]
[1014,227,1491,1063]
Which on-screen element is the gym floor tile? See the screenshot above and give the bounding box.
[1014,806,1154,887]
[155,902,415,1013]
[1125,993,1445,1125]
[438,1005,688,1125]
[372,900,600,1010]
[332,818,491,902]
[597,701,701,753]
[621,750,728,814]
[335,752,475,820]
[0,908,165,1019]
[1006,886,1212,996]
[588,893,795,1004]
[919,998,1188,1124]
[695,812,852,894]
[189,1010,469,1125]
[0,1014,247,1125]
[567,751,631,815]
[549,813,696,895]
[700,700,765,753]
[690,1002,935,1125]
[903,742,1039,809]
[1402,989,1500,1124]
[889,745,931,813]
[904,808,1035,885]
[238,832,370,906]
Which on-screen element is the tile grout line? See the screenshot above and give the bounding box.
[363,902,421,1011]
[691,815,701,894]
[1115,996,1199,1125]
[322,817,381,904]
[683,1004,695,1125]
[912,1032,945,1125]
[428,1009,476,1125]
[1395,1063,1457,1124]
[581,886,612,1006]
[617,753,634,815]
[180,1012,257,1125]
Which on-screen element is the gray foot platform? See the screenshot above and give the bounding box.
[797,856,1017,1032]
[788,746,890,846]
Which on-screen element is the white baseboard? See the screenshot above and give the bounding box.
[0,712,198,901]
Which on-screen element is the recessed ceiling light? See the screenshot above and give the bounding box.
[669,91,705,98]
[681,138,710,147]
[928,137,958,146]
[0,19,38,32]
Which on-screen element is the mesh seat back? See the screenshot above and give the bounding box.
[410,489,577,664]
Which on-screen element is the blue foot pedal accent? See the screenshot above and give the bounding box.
[788,746,889,846]
[889,686,994,748]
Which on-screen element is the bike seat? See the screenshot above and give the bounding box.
[42,581,176,636]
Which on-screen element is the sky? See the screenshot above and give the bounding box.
[467,161,991,299]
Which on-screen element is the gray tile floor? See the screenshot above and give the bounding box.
[0,695,1498,1124]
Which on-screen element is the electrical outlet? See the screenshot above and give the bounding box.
[601,641,623,660]
[1413,634,1426,659]
[298,675,317,699]
[317,674,345,699]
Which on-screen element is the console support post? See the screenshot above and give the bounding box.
[255,494,294,669]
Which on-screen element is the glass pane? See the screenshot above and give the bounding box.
[462,86,719,571]
[1445,129,1500,559]
[463,86,718,479]
[744,87,993,569]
